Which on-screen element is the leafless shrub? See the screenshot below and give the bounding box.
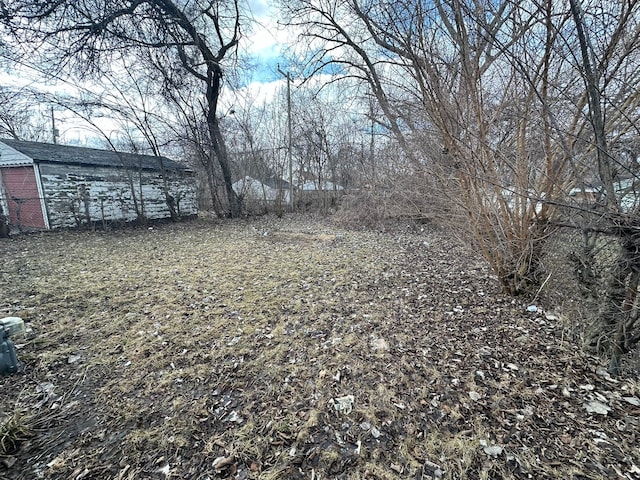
[334,172,455,230]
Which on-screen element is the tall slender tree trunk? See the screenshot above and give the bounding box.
[209,118,241,217]
[207,66,242,217]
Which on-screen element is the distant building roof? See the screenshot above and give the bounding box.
[233,176,292,203]
[263,176,295,190]
[0,138,189,172]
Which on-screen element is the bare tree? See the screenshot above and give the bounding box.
[0,87,49,141]
[285,0,640,370]
[284,0,573,293]
[0,0,244,216]
[565,0,640,372]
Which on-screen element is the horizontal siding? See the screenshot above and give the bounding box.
[39,163,198,228]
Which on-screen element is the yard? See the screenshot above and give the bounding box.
[1,215,639,479]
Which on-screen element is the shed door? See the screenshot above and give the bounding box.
[0,166,46,229]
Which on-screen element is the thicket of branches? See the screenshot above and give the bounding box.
[283,0,640,372]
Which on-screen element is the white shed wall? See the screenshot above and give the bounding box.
[39,163,197,228]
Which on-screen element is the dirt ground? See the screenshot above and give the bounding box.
[1,215,639,480]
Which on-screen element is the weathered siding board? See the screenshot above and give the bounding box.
[39,163,197,228]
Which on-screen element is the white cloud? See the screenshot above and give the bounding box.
[240,0,296,68]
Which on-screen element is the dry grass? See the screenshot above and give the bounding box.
[1,215,639,479]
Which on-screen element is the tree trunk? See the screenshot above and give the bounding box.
[207,67,242,218]
[209,117,242,218]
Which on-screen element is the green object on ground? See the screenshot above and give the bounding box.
[0,327,21,376]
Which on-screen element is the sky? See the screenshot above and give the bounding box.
[243,0,288,82]
[230,0,300,106]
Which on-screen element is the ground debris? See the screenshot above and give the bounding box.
[0,216,638,479]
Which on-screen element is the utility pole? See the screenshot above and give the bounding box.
[51,106,58,144]
[277,65,294,210]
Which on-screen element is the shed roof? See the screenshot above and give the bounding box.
[0,139,189,172]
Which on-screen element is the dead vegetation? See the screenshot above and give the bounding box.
[1,216,639,479]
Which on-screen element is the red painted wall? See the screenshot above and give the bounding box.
[1,166,46,229]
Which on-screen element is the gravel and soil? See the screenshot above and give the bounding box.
[1,215,639,479]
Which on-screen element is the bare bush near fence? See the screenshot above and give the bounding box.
[287,0,640,370]
[335,170,456,230]
[285,0,574,294]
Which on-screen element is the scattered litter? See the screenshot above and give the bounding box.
[370,426,382,438]
[589,429,608,439]
[422,459,444,478]
[622,396,640,407]
[332,395,355,415]
[596,367,618,383]
[526,305,538,313]
[0,317,25,337]
[155,462,170,476]
[584,400,611,415]
[67,354,81,364]
[483,445,504,457]
[468,391,482,402]
[36,382,55,395]
[225,411,244,423]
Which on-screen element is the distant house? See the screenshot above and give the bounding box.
[568,186,600,205]
[0,139,197,231]
[301,180,344,192]
[569,178,640,212]
[232,176,294,205]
